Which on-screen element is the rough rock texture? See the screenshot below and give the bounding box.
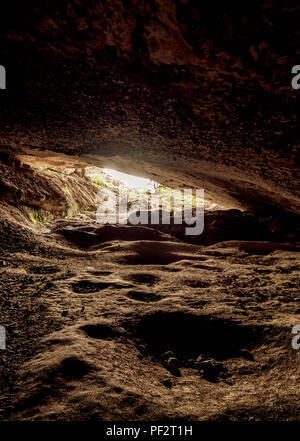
[0,160,299,420]
[0,214,299,421]
[0,151,98,227]
[0,0,299,213]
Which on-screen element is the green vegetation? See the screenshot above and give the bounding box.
[125,190,150,201]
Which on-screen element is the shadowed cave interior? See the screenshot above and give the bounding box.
[0,0,299,422]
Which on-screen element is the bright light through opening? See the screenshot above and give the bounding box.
[102,168,156,191]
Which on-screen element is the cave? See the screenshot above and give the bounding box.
[0,0,299,425]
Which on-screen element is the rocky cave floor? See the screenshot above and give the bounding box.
[0,208,299,421]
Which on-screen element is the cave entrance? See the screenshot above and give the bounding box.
[86,166,210,229]
[86,167,159,194]
[102,168,158,193]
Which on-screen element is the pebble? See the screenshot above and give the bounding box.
[187,358,195,367]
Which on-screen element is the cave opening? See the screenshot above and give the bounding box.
[0,0,299,422]
[0,153,298,248]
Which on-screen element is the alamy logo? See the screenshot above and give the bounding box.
[96,187,204,235]
[0,326,6,349]
[291,65,300,90]
[0,65,6,89]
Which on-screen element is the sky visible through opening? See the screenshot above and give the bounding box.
[102,168,156,191]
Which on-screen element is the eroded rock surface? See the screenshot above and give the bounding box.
[0,0,299,212]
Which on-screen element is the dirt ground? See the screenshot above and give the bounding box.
[0,214,299,421]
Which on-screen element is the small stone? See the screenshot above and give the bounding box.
[167,357,179,368]
[162,379,172,388]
